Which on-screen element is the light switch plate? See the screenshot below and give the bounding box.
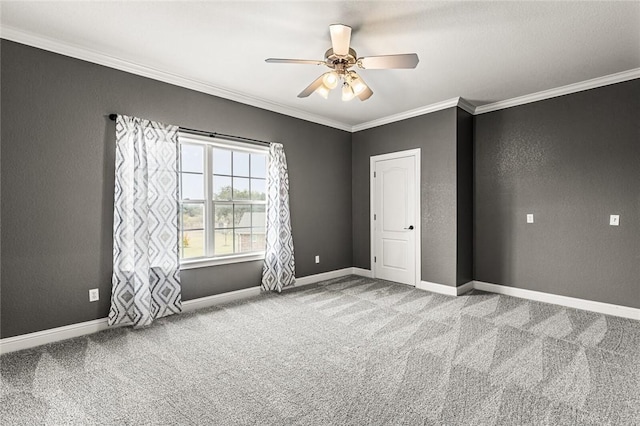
[526,214,534,223]
[609,215,620,226]
[315,255,320,264]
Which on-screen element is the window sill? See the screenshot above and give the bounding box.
[180,252,265,270]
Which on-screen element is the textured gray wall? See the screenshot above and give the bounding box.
[1,41,352,338]
[474,79,640,308]
[3,39,637,339]
[352,108,459,286]
[456,109,474,285]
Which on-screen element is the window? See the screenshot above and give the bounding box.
[179,133,268,268]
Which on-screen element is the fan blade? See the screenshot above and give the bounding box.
[297,74,326,98]
[329,24,352,56]
[357,53,419,69]
[265,58,325,65]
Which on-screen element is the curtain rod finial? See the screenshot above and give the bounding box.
[109,114,117,121]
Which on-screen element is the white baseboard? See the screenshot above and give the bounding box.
[288,267,371,289]
[417,279,639,320]
[291,267,354,288]
[417,280,473,296]
[352,267,372,278]
[182,286,262,312]
[0,270,360,354]
[456,281,474,295]
[473,281,640,321]
[0,287,266,354]
[0,318,110,355]
[417,280,459,296]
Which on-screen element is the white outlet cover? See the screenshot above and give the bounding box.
[527,214,534,223]
[609,215,620,226]
[89,288,99,302]
[315,255,320,263]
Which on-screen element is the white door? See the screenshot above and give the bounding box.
[372,151,419,286]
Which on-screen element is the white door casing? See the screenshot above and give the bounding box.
[371,149,420,286]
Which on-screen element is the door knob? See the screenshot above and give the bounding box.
[404,225,414,230]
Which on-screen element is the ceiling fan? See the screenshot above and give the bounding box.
[265,24,419,102]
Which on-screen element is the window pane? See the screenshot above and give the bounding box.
[214,205,233,229]
[233,177,250,200]
[251,154,266,178]
[181,173,204,200]
[214,230,234,255]
[252,227,266,251]
[213,148,231,175]
[213,175,232,200]
[251,178,266,200]
[234,228,252,253]
[252,205,266,227]
[182,204,204,230]
[181,145,203,173]
[233,151,250,177]
[182,230,204,258]
[177,141,271,261]
[234,205,251,227]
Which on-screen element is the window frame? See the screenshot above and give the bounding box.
[178,132,268,270]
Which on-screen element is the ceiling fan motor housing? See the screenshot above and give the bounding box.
[324,48,357,71]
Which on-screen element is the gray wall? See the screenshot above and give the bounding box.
[352,108,460,286]
[1,41,352,338]
[2,39,638,339]
[456,109,474,285]
[474,79,640,308]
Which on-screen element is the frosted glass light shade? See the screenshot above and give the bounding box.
[315,84,330,99]
[342,84,355,101]
[322,72,339,89]
[351,76,367,95]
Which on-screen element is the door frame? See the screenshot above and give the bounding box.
[370,148,421,286]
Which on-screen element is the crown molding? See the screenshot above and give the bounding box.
[352,67,640,129]
[456,97,476,115]
[474,68,640,115]
[2,26,638,132]
[0,26,353,132]
[351,97,463,132]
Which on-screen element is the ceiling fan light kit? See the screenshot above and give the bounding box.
[322,71,340,89]
[347,72,366,95]
[266,24,419,102]
[315,84,330,99]
[342,83,355,102]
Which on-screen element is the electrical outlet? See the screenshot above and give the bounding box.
[609,215,620,226]
[527,214,534,223]
[315,255,320,264]
[89,288,99,302]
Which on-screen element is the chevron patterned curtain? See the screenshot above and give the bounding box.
[261,143,296,292]
[109,115,182,327]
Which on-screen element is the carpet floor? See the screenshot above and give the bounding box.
[1,275,639,425]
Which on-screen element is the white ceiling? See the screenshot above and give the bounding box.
[2,1,639,130]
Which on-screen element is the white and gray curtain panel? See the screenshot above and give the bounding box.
[261,143,296,292]
[109,115,182,327]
